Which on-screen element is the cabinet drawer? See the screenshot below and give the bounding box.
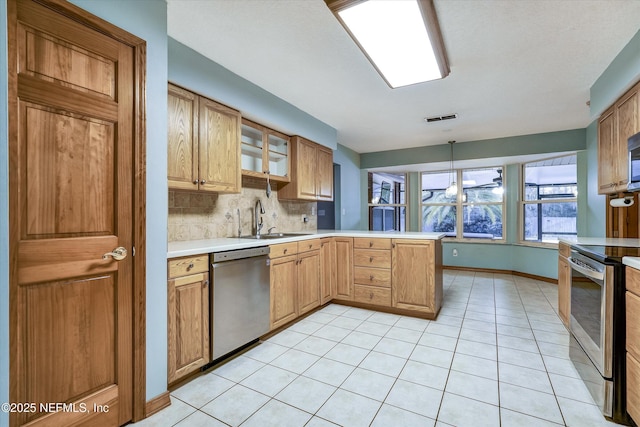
[628,352,640,424]
[270,242,298,258]
[627,291,640,359]
[354,284,391,306]
[354,238,391,250]
[168,255,209,278]
[298,239,321,253]
[354,249,391,268]
[627,266,640,296]
[354,266,391,287]
[559,242,571,258]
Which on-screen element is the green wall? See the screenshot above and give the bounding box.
[361,129,586,169]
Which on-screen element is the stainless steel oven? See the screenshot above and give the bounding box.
[568,250,614,414]
[567,244,632,425]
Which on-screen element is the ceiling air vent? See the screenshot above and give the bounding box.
[424,113,458,123]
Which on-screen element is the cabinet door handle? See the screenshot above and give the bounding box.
[369,241,373,247]
[193,180,198,185]
[309,244,312,249]
[369,292,374,299]
[369,257,373,262]
[284,249,288,254]
[203,280,209,288]
[187,262,194,271]
[200,179,206,185]
[370,275,374,281]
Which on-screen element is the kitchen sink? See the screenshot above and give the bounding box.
[239,233,311,240]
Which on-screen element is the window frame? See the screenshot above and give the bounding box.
[421,166,507,242]
[367,172,408,232]
[519,154,578,247]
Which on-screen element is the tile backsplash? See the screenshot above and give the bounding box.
[168,178,317,241]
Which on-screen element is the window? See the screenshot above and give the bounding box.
[522,154,577,243]
[368,172,406,231]
[422,167,505,240]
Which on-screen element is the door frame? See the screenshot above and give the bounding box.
[7,0,147,423]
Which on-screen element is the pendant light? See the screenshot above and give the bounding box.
[445,140,457,198]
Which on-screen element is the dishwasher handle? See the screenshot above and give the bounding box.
[212,246,270,262]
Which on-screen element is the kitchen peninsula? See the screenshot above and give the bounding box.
[166,230,444,383]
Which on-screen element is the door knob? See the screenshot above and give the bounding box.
[103,247,128,261]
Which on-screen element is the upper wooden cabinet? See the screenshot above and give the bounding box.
[168,83,241,193]
[241,118,290,182]
[598,81,640,194]
[278,136,334,201]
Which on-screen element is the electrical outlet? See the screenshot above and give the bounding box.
[452,248,458,257]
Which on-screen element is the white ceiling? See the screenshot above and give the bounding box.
[167,0,640,155]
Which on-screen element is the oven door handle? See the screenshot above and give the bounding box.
[567,257,605,281]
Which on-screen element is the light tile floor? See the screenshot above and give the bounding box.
[135,270,623,427]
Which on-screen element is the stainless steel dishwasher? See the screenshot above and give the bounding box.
[211,246,270,360]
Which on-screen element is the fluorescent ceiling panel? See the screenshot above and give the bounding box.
[335,0,446,88]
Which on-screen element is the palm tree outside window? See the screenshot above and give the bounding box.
[422,167,505,240]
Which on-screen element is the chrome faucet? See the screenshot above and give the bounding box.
[255,199,265,236]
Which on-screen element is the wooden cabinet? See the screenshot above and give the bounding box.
[320,238,337,304]
[278,136,333,201]
[269,240,322,329]
[626,265,640,424]
[391,239,443,317]
[167,255,210,384]
[298,248,322,315]
[598,81,640,194]
[240,118,290,182]
[557,242,571,328]
[269,253,298,330]
[334,237,354,300]
[168,83,241,193]
[353,238,392,307]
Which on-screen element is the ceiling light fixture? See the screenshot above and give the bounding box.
[325,0,450,88]
[445,140,457,198]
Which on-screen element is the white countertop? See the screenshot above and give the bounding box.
[623,257,640,269]
[167,230,445,259]
[559,237,640,247]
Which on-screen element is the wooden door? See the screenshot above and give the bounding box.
[320,238,336,304]
[598,107,616,194]
[316,146,334,201]
[297,138,318,199]
[298,250,321,315]
[334,238,354,300]
[8,1,145,425]
[168,84,199,191]
[392,240,435,313]
[168,272,210,383]
[198,97,241,193]
[616,87,638,189]
[270,255,298,330]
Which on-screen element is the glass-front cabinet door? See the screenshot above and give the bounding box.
[241,121,264,175]
[267,130,289,180]
[240,118,290,182]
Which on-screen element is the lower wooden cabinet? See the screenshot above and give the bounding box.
[270,254,298,330]
[557,243,571,328]
[320,238,336,304]
[334,238,354,300]
[167,255,210,384]
[298,248,322,315]
[269,240,322,330]
[627,266,640,424]
[391,239,442,316]
[352,238,391,307]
